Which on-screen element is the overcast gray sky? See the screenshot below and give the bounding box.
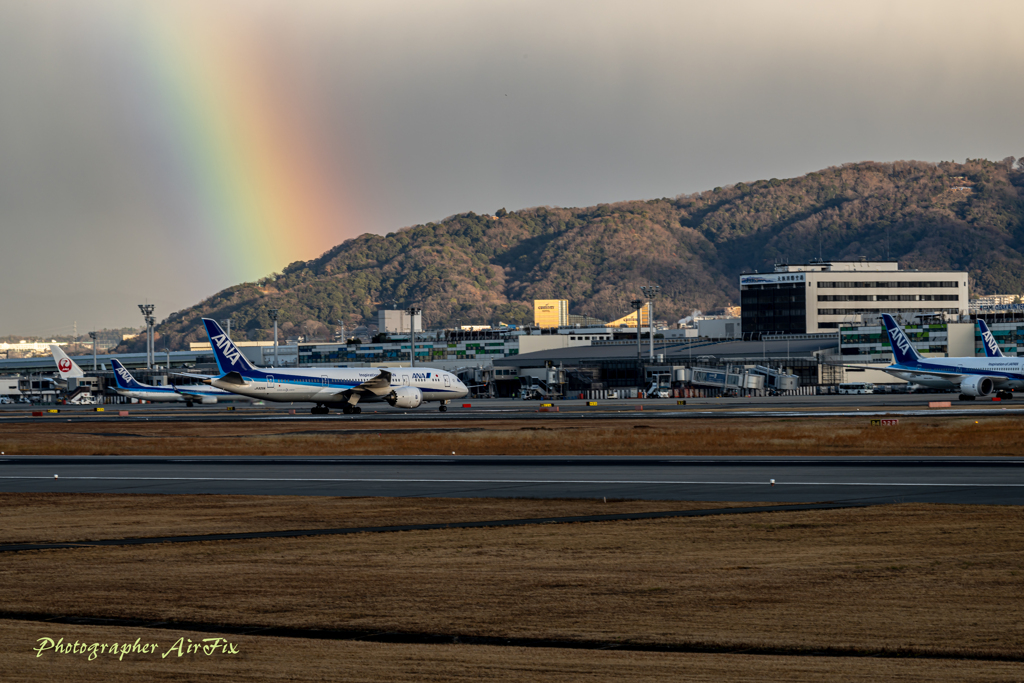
[1,0,1021,335]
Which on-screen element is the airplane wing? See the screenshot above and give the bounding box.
[172,372,217,380]
[173,386,212,398]
[324,369,393,403]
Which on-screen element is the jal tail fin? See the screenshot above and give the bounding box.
[50,344,85,380]
[201,318,256,375]
[111,359,146,390]
[977,319,1005,358]
[880,314,923,366]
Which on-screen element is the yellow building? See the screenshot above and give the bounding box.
[607,303,650,328]
[533,299,568,327]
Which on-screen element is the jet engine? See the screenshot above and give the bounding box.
[387,386,423,409]
[960,375,995,397]
[200,397,218,404]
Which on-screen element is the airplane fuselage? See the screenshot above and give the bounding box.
[886,357,1024,390]
[209,366,467,405]
[112,385,251,404]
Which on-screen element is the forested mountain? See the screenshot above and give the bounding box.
[126,157,1024,351]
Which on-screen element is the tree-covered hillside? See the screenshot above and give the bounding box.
[127,157,1024,351]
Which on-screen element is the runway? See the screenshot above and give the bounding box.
[1,393,1022,424]
[3,455,1023,505]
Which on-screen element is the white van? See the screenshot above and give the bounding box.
[838,382,875,395]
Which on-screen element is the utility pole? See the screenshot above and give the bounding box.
[641,285,660,360]
[408,306,422,367]
[631,299,643,394]
[88,331,97,371]
[269,309,279,366]
[138,304,155,369]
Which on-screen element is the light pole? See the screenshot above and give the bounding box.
[268,309,279,366]
[138,304,154,369]
[408,307,421,367]
[631,299,643,393]
[162,348,170,371]
[641,285,660,360]
[222,318,232,341]
[88,331,97,371]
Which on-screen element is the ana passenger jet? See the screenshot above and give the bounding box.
[110,359,251,406]
[877,314,1022,400]
[198,318,468,414]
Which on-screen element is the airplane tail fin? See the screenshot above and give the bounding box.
[201,319,256,375]
[977,319,1006,358]
[111,359,146,390]
[50,344,85,380]
[880,314,923,366]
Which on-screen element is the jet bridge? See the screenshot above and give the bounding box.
[677,366,765,393]
[749,365,800,392]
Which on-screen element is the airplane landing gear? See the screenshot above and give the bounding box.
[958,394,975,401]
[185,400,193,407]
[311,405,330,415]
[997,391,1013,400]
[439,404,447,412]
[342,405,362,415]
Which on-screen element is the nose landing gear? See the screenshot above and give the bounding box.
[439,400,449,413]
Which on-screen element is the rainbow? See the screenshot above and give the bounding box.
[124,4,354,283]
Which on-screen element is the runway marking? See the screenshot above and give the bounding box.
[2,476,1023,487]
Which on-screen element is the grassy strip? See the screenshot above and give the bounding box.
[5,619,1019,683]
[2,504,1022,658]
[2,415,1024,455]
[0,493,775,544]
[0,502,859,552]
[3,611,1022,662]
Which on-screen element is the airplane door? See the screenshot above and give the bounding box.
[403,374,410,386]
[444,374,451,388]
[267,375,274,389]
[321,375,329,387]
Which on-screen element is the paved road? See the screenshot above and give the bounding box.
[3,455,1022,505]
[1,393,1021,424]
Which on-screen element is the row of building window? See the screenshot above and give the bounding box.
[818,308,961,315]
[817,281,960,288]
[817,294,959,302]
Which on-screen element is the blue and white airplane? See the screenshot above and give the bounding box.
[198,318,468,414]
[110,359,251,406]
[876,313,1022,400]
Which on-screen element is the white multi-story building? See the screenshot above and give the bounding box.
[378,309,423,335]
[740,260,968,334]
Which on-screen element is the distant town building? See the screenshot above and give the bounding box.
[740,260,968,334]
[607,305,650,328]
[972,294,1021,307]
[533,299,568,327]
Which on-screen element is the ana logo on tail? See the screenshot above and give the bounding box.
[890,326,912,356]
[981,329,1002,357]
[116,365,134,384]
[210,333,243,367]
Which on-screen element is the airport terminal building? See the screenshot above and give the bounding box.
[740,260,968,335]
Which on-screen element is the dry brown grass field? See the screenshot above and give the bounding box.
[1,415,1023,455]
[3,619,1021,683]
[3,503,1023,661]
[0,493,776,544]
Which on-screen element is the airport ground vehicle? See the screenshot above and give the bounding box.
[838,382,876,395]
[0,396,12,404]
